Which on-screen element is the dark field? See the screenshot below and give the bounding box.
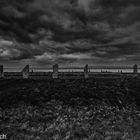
[0,77,140,140]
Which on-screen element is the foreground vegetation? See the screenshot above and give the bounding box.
[0,78,140,139]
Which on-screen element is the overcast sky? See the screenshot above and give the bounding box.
[0,0,140,67]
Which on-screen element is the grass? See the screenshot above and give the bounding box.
[1,101,140,140]
[0,78,140,139]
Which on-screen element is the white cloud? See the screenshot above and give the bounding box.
[0,40,13,47]
[0,49,10,57]
[35,52,55,61]
[61,53,91,59]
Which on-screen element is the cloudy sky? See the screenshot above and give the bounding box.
[0,0,140,67]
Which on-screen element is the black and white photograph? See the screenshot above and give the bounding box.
[0,0,140,139]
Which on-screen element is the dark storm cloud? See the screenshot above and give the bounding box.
[0,1,32,43]
[98,0,140,8]
[0,0,140,42]
[0,0,140,65]
[0,0,109,43]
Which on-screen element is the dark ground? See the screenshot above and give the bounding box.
[0,77,140,139]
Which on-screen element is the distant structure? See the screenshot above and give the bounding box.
[31,69,34,73]
[133,64,138,75]
[22,65,30,79]
[53,64,58,79]
[84,64,89,78]
[0,65,4,78]
[0,64,139,79]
